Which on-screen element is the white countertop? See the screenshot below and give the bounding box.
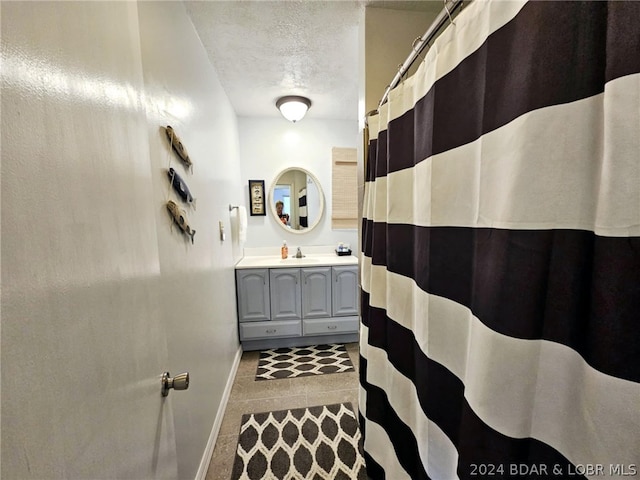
[236,251,358,269]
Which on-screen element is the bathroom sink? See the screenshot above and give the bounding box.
[275,257,321,266]
[236,252,357,269]
[237,256,322,267]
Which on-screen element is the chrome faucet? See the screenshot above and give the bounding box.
[295,247,304,258]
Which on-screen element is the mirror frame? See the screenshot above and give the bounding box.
[268,167,325,235]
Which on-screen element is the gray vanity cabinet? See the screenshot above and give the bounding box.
[236,269,270,322]
[270,268,302,321]
[301,267,332,319]
[332,265,359,316]
[236,263,359,350]
[236,268,302,342]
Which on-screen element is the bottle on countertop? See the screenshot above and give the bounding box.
[281,240,288,259]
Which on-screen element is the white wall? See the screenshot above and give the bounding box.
[138,3,244,478]
[238,117,359,250]
[1,2,242,479]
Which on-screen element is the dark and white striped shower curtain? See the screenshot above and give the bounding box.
[360,1,640,479]
[299,187,308,228]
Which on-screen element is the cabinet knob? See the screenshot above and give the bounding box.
[266,329,277,334]
[328,325,338,330]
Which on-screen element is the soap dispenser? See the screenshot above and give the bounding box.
[281,240,288,259]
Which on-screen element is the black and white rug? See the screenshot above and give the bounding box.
[231,402,367,480]
[256,344,355,381]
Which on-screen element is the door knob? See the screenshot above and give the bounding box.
[161,371,190,397]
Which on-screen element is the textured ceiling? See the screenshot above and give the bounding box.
[184,0,442,121]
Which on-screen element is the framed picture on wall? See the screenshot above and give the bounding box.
[248,179,266,216]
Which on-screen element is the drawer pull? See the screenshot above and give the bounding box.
[266,329,277,334]
[327,325,338,330]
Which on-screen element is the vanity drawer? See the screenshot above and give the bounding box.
[240,320,302,341]
[302,316,359,336]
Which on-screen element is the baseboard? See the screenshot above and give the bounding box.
[195,345,243,480]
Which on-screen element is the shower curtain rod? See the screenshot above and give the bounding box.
[377,0,465,110]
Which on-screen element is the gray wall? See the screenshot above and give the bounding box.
[1,2,242,479]
[364,6,441,114]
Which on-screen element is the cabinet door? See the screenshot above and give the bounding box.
[332,266,359,317]
[270,268,302,321]
[301,267,332,319]
[236,269,270,322]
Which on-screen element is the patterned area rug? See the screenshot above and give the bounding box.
[256,344,355,381]
[231,403,367,480]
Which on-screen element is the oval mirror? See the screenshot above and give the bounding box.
[269,167,324,234]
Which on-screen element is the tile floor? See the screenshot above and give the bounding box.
[205,342,360,480]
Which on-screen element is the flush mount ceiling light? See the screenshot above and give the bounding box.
[276,95,312,123]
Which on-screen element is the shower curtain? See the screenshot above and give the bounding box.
[360,1,640,479]
[299,187,308,228]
